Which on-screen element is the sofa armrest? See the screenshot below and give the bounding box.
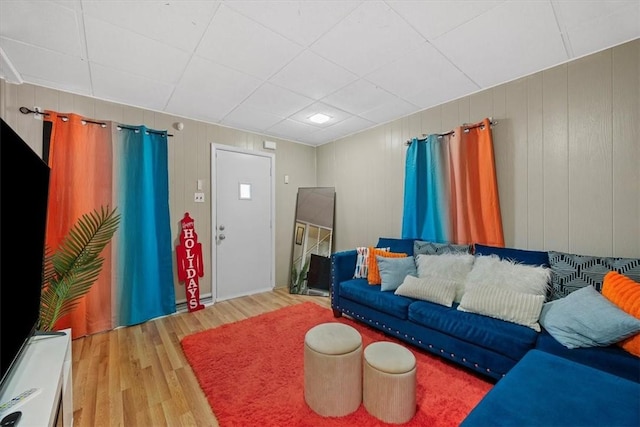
[331,250,357,314]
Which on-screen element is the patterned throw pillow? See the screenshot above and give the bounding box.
[367,249,407,285]
[548,251,640,300]
[413,240,471,256]
[602,271,640,356]
[353,246,389,278]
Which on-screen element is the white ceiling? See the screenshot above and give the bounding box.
[1,1,638,146]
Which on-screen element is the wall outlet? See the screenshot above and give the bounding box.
[194,192,205,203]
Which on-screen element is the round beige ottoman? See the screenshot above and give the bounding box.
[363,341,417,424]
[304,322,363,417]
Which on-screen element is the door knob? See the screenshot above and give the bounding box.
[219,234,226,240]
[219,225,225,231]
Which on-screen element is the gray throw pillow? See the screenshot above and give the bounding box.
[377,256,417,292]
[539,285,640,349]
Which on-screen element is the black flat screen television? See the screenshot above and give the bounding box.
[0,118,50,398]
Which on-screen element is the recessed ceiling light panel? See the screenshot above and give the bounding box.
[309,113,331,124]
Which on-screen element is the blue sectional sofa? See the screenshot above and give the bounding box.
[331,237,640,425]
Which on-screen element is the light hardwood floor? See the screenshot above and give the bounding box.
[71,287,331,427]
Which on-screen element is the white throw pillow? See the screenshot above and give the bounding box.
[458,285,545,331]
[415,253,475,302]
[394,275,457,307]
[464,254,551,296]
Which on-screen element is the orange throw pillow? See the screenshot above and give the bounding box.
[602,270,640,356]
[367,247,407,285]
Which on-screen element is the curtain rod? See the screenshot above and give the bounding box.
[405,118,498,145]
[19,106,173,136]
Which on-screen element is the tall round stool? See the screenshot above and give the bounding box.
[363,341,417,424]
[304,322,363,417]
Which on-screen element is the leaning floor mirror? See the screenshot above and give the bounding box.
[290,187,335,296]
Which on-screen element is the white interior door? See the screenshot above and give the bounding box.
[212,145,274,301]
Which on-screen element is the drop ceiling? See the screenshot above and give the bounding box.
[1,1,638,146]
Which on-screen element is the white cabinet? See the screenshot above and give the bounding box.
[0,329,72,426]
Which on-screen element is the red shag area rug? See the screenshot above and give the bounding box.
[180,302,493,426]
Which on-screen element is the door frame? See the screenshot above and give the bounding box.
[210,143,275,302]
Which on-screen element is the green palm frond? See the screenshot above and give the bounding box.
[39,206,120,331]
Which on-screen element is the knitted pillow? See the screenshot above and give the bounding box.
[367,248,407,285]
[602,271,640,357]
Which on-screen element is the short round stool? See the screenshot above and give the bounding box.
[304,322,363,417]
[363,341,417,424]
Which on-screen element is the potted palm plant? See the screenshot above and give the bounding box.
[39,205,121,332]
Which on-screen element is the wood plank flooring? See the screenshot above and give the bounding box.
[71,288,331,427]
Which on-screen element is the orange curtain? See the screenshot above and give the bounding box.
[447,118,504,246]
[44,112,114,337]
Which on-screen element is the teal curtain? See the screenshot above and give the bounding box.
[402,135,450,241]
[115,126,175,325]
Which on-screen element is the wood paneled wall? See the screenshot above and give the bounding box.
[0,81,317,301]
[318,39,639,258]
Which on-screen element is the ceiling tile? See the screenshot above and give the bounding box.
[0,0,82,57]
[0,38,91,95]
[432,1,568,88]
[82,0,220,52]
[196,4,303,79]
[269,50,357,100]
[84,16,190,85]
[166,56,262,123]
[388,0,502,40]
[310,1,426,76]
[91,63,174,112]
[241,82,314,118]
[308,115,377,144]
[267,118,320,141]
[222,104,285,132]
[225,0,361,47]
[359,97,419,124]
[365,42,480,109]
[322,79,397,115]
[556,1,640,57]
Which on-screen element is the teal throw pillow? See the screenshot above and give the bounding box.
[539,285,640,349]
[377,255,417,292]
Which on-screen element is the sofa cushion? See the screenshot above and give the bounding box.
[535,329,640,383]
[461,349,640,427]
[394,275,457,307]
[473,243,549,267]
[539,285,640,349]
[602,271,640,357]
[377,255,417,292]
[408,300,538,361]
[338,279,413,319]
[376,237,415,255]
[548,250,640,300]
[413,240,471,256]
